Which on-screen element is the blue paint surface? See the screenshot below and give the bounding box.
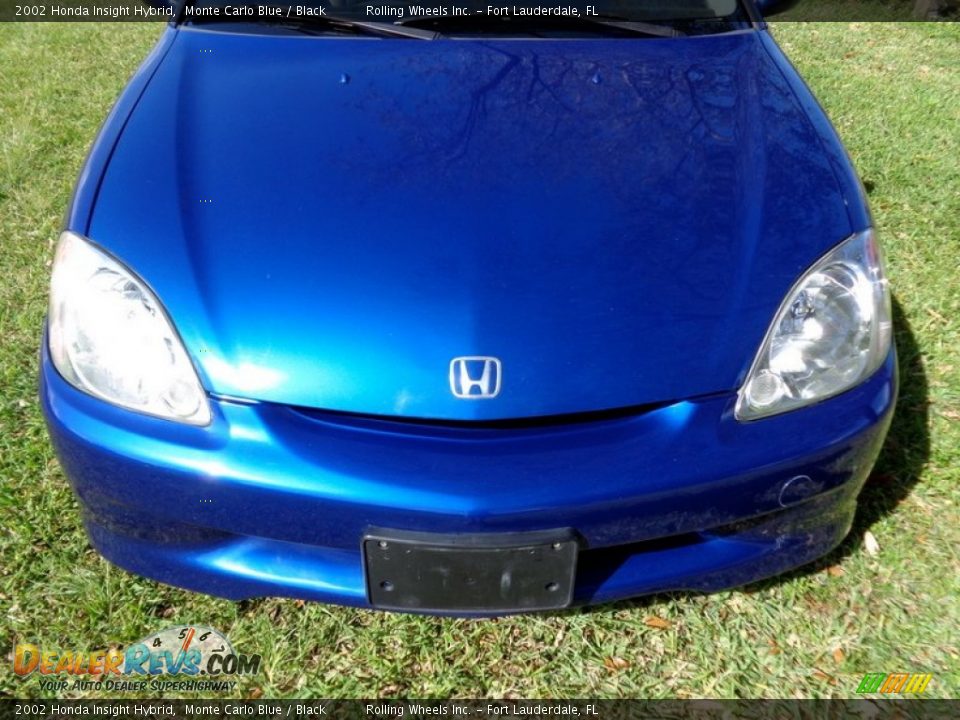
[43,23,895,612]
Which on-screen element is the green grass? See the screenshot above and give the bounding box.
[1,22,958,700]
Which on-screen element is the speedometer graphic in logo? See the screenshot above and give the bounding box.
[130,625,234,675]
[137,625,233,656]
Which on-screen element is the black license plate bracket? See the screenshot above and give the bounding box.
[363,528,578,613]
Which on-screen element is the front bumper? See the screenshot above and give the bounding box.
[41,341,897,614]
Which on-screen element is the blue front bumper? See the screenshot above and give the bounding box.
[41,343,896,613]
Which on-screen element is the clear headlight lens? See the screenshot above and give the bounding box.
[48,231,211,425]
[736,229,892,421]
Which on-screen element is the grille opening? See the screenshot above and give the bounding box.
[291,400,673,432]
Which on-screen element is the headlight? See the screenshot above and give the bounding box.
[48,231,211,425]
[736,229,892,421]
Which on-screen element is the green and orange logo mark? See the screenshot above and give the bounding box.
[856,673,933,694]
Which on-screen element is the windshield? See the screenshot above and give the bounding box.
[185,1,748,33]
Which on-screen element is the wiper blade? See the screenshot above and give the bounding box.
[398,12,682,38]
[578,15,684,37]
[187,6,439,40]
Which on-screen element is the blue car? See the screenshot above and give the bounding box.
[41,0,895,614]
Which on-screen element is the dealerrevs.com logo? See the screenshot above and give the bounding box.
[13,626,261,693]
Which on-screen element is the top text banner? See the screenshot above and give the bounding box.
[0,0,957,22]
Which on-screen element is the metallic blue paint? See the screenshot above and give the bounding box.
[42,338,895,609]
[43,22,896,612]
[88,27,853,420]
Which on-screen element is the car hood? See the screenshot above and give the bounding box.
[89,28,852,421]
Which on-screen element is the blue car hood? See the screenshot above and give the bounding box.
[89,28,852,421]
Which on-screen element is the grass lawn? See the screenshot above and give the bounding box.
[1,21,958,700]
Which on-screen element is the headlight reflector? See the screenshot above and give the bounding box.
[48,231,211,425]
[736,230,892,421]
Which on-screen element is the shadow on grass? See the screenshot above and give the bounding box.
[577,295,929,616]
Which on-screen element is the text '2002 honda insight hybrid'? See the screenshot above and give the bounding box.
[42,0,896,614]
